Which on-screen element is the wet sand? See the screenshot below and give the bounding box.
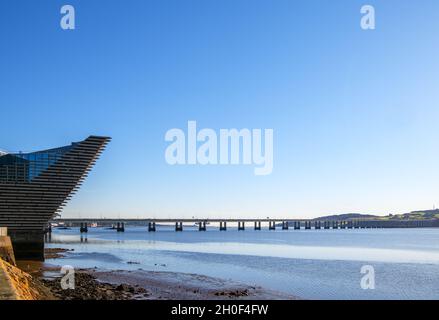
[91,269,297,300]
[28,248,298,300]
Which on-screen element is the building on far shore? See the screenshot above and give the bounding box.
[0,136,110,260]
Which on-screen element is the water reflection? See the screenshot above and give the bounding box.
[44,227,439,299]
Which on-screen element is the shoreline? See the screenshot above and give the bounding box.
[19,248,298,300]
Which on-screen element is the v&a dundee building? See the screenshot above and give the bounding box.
[0,136,110,260]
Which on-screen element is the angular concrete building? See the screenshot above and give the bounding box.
[0,136,110,260]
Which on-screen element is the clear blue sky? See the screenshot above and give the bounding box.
[1,0,438,219]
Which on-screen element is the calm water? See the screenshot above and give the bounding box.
[45,226,439,300]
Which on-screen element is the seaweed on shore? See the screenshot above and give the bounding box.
[41,271,150,300]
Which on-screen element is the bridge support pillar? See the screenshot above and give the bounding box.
[238,221,245,231]
[199,221,207,231]
[315,221,321,230]
[324,221,330,229]
[175,222,183,232]
[219,221,227,231]
[44,223,52,234]
[254,221,261,230]
[148,222,156,232]
[117,222,125,232]
[44,230,52,243]
[282,221,288,230]
[332,221,338,229]
[305,221,311,230]
[80,223,88,233]
[269,221,276,230]
[294,221,300,230]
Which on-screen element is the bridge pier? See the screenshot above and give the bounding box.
[44,230,52,243]
[148,222,156,232]
[340,221,346,229]
[347,221,353,229]
[254,221,261,230]
[238,221,245,231]
[269,221,276,230]
[219,221,227,231]
[324,221,330,229]
[175,222,183,232]
[332,221,338,229]
[44,223,52,234]
[198,221,207,231]
[305,221,311,229]
[315,221,321,230]
[117,222,125,232]
[294,221,300,230]
[80,222,88,233]
[282,221,288,230]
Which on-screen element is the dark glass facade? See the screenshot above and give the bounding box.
[0,145,74,183]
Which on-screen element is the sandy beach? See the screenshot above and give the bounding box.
[17,248,297,300]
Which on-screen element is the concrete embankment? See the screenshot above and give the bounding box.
[0,227,53,300]
[0,258,50,300]
[0,228,16,266]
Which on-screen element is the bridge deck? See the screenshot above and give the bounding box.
[52,218,439,229]
[55,218,311,223]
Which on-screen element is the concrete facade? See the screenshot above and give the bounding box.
[0,234,15,266]
[8,230,42,261]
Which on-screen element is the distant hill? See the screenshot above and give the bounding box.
[314,210,439,221]
[313,213,379,221]
[387,209,439,220]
